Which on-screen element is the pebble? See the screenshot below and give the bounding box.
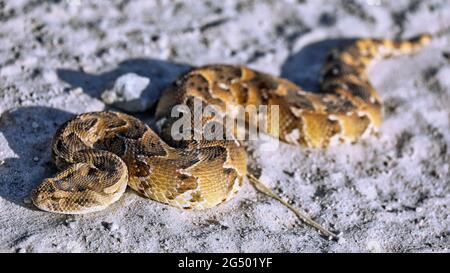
[31,122,39,129]
[71,87,83,96]
[101,73,153,112]
[64,218,77,228]
[33,156,39,162]
[43,69,58,83]
[23,197,32,204]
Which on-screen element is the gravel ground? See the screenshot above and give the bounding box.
[0,0,449,253]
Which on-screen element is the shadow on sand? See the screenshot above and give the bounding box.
[57,58,191,104]
[280,38,355,91]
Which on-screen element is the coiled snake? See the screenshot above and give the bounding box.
[31,35,431,239]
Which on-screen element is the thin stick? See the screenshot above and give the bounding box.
[248,173,338,240]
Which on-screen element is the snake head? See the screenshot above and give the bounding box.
[31,176,92,214]
[31,178,65,213]
[31,177,111,214]
[31,161,128,214]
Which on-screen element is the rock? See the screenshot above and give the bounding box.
[71,87,83,96]
[101,73,152,112]
[43,69,58,84]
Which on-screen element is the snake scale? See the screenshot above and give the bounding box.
[31,34,431,237]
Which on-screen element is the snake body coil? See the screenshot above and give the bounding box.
[32,35,431,215]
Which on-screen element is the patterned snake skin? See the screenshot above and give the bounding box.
[31,35,431,236]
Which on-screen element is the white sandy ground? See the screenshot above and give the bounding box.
[0,0,449,252]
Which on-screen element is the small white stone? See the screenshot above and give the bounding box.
[71,87,83,95]
[31,122,39,129]
[418,219,426,227]
[33,156,39,162]
[101,73,153,112]
[43,70,58,83]
[23,197,32,204]
[63,217,77,228]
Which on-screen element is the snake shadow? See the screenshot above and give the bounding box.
[57,38,356,113]
[56,39,357,110]
[56,58,191,116]
[281,38,356,92]
[0,106,73,209]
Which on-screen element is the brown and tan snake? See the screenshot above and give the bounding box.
[31,34,431,238]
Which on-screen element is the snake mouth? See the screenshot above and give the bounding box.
[31,181,127,215]
[31,190,108,215]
